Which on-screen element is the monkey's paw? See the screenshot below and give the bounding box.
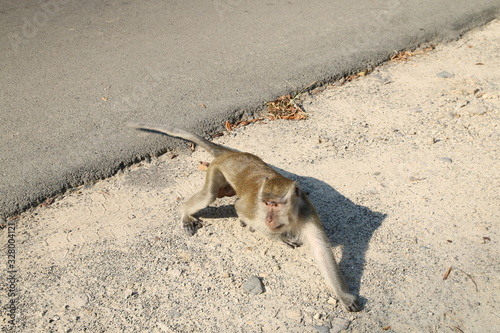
[280,233,303,249]
[340,294,361,312]
[182,216,201,235]
[240,220,256,232]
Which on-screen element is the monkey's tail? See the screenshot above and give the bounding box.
[127,122,231,157]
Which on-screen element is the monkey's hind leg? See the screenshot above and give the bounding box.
[181,166,226,235]
[234,199,257,233]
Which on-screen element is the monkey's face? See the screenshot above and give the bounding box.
[263,200,288,232]
[262,192,301,233]
[258,177,300,233]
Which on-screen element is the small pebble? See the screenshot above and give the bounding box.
[480,92,499,99]
[436,71,455,78]
[331,317,351,333]
[327,297,338,306]
[314,325,330,333]
[242,276,265,295]
[468,105,488,115]
[287,310,303,323]
[439,157,453,164]
[371,74,392,84]
[167,310,181,319]
[69,293,89,308]
[456,99,470,108]
[123,289,139,299]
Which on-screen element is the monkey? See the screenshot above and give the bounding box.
[128,122,361,312]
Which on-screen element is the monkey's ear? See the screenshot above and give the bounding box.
[284,181,299,200]
[258,177,269,199]
[295,185,301,197]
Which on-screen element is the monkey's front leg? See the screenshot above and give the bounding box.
[181,167,226,235]
[302,223,361,312]
[181,215,201,235]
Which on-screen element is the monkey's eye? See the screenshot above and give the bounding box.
[264,201,278,207]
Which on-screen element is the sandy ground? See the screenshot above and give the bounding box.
[2,19,499,333]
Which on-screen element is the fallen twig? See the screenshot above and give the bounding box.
[457,268,478,292]
[443,266,453,280]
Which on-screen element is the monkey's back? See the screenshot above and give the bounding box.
[212,151,287,196]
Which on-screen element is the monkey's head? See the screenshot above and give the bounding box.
[259,177,302,233]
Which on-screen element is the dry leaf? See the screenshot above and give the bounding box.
[221,118,264,133]
[170,154,178,159]
[391,45,435,61]
[198,161,210,171]
[382,326,391,330]
[443,266,452,280]
[101,97,108,101]
[266,95,306,120]
[200,104,206,108]
[39,197,54,208]
[189,142,195,151]
[408,176,426,182]
[242,117,264,126]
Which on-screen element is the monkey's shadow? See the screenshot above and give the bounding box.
[196,168,386,307]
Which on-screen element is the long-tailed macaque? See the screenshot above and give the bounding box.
[128,122,361,312]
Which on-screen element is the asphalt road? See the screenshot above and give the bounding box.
[1,0,499,217]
